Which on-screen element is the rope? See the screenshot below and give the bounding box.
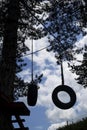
[31,39,34,82]
[21,44,50,57]
[60,61,65,85]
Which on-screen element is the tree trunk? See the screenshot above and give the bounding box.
[0,0,20,129]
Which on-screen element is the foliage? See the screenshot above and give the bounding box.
[45,0,86,63]
[70,45,87,88]
[14,74,43,100]
[67,0,87,88]
[80,0,87,27]
[57,117,87,130]
[0,0,47,99]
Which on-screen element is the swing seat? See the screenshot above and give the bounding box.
[27,82,38,106]
[52,85,76,109]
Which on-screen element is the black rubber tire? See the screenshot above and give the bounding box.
[27,82,38,106]
[52,85,76,109]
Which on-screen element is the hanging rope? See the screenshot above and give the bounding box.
[27,39,39,106]
[60,61,64,85]
[31,39,34,82]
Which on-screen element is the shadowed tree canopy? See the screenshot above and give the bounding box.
[45,0,87,92]
[70,45,87,88]
[44,0,87,63]
[0,0,47,100]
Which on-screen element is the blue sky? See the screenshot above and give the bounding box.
[25,106,50,130]
[17,35,87,130]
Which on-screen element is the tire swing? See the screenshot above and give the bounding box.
[27,39,38,106]
[27,81,38,106]
[52,61,76,109]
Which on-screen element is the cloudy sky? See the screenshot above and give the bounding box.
[17,35,87,130]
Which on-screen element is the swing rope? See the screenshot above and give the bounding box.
[60,61,64,85]
[31,39,34,82]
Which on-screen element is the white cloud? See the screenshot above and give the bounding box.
[20,35,87,130]
[48,122,66,130]
[75,35,87,48]
[35,126,44,130]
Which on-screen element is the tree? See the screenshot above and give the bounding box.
[0,0,47,129]
[68,0,87,88]
[45,0,86,63]
[0,0,20,129]
[80,0,87,27]
[70,45,87,88]
[0,0,47,99]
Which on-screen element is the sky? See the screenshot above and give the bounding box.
[16,35,87,130]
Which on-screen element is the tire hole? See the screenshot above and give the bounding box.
[58,91,70,103]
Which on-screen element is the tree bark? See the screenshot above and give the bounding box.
[0,0,20,129]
